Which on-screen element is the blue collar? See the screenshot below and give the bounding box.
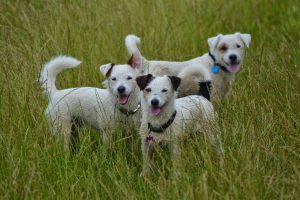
[208,51,230,74]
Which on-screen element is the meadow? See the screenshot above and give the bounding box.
[0,0,299,199]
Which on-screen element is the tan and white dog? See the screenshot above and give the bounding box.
[125,33,251,101]
[40,55,142,151]
[136,74,224,176]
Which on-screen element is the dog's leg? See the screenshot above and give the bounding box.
[70,118,80,153]
[60,122,73,152]
[201,119,225,167]
[169,139,182,178]
[140,139,154,177]
[102,130,113,157]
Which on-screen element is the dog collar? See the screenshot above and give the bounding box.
[147,110,177,133]
[208,51,230,74]
[119,104,140,116]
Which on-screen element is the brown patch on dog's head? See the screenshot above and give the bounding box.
[217,43,228,54]
[136,74,154,90]
[168,76,181,91]
[99,63,115,77]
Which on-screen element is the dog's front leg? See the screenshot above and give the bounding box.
[170,139,182,178]
[140,139,154,177]
[102,130,113,157]
[202,120,225,167]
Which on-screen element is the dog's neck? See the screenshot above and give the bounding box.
[204,52,235,79]
[204,53,236,99]
[110,86,141,115]
[208,51,230,73]
[143,97,176,128]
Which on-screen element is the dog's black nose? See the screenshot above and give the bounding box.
[229,54,237,62]
[118,86,126,94]
[151,99,159,106]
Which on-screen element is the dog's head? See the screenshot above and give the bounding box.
[208,32,251,73]
[136,74,181,116]
[99,54,142,106]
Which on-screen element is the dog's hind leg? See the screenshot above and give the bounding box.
[140,139,154,177]
[70,118,81,153]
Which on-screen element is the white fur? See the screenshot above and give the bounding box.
[40,55,82,97]
[138,75,223,176]
[125,33,251,100]
[125,34,141,54]
[178,32,251,100]
[40,56,141,151]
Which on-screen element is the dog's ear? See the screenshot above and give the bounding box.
[100,63,114,77]
[208,34,222,50]
[136,74,153,90]
[128,50,142,69]
[236,33,251,48]
[168,76,181,91]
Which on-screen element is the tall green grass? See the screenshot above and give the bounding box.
[0,0,299,199]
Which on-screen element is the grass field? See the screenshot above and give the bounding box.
[1,0,299,199]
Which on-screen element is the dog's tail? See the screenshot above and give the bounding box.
[125,34,141,55]
[39,55,82,97]
[178,64,212,100]
[178,64,212,83]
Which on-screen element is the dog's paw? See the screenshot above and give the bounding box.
[171,170,182,180]
[139,170,151,179]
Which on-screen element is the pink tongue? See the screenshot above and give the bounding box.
[119,95,128,105]
[228,64,240,73]
[150,107,161,116]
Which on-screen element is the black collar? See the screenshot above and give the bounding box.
[118,104,140,116]
[148,110,177,133]
[208,51,230,73]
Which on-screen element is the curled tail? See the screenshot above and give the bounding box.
[125,34,141,56]
[178,64,212,99]
[178,64,211,82]
[40,55,81,97]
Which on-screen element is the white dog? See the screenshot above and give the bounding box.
[40,55,142,151]
[136,74,224,176]
[125,33,251,101]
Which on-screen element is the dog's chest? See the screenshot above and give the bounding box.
[145,131,171,149]
[212,73,235,99]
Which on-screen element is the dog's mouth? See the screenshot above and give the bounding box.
[118,94,130,105]
[150,106,161,116]
[226,62,240,73]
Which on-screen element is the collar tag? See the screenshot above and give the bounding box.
[119,104,140,116]
[145,134,154,143]
[211,65,219,74]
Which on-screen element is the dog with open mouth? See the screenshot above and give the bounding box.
[136,74,224,177]
[177,33,251,101]
[40,54,142,152]
[125,33,251,101]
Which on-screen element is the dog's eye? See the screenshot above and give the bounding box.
[112,77,116,81]
[161,89,168,93]
[220,45,227,52]
[145,88,152,93]
[127,76,132,80]
[236,44,241,48]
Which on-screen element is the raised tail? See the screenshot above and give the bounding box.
[125,34,141,55]
[39,55,81,97]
